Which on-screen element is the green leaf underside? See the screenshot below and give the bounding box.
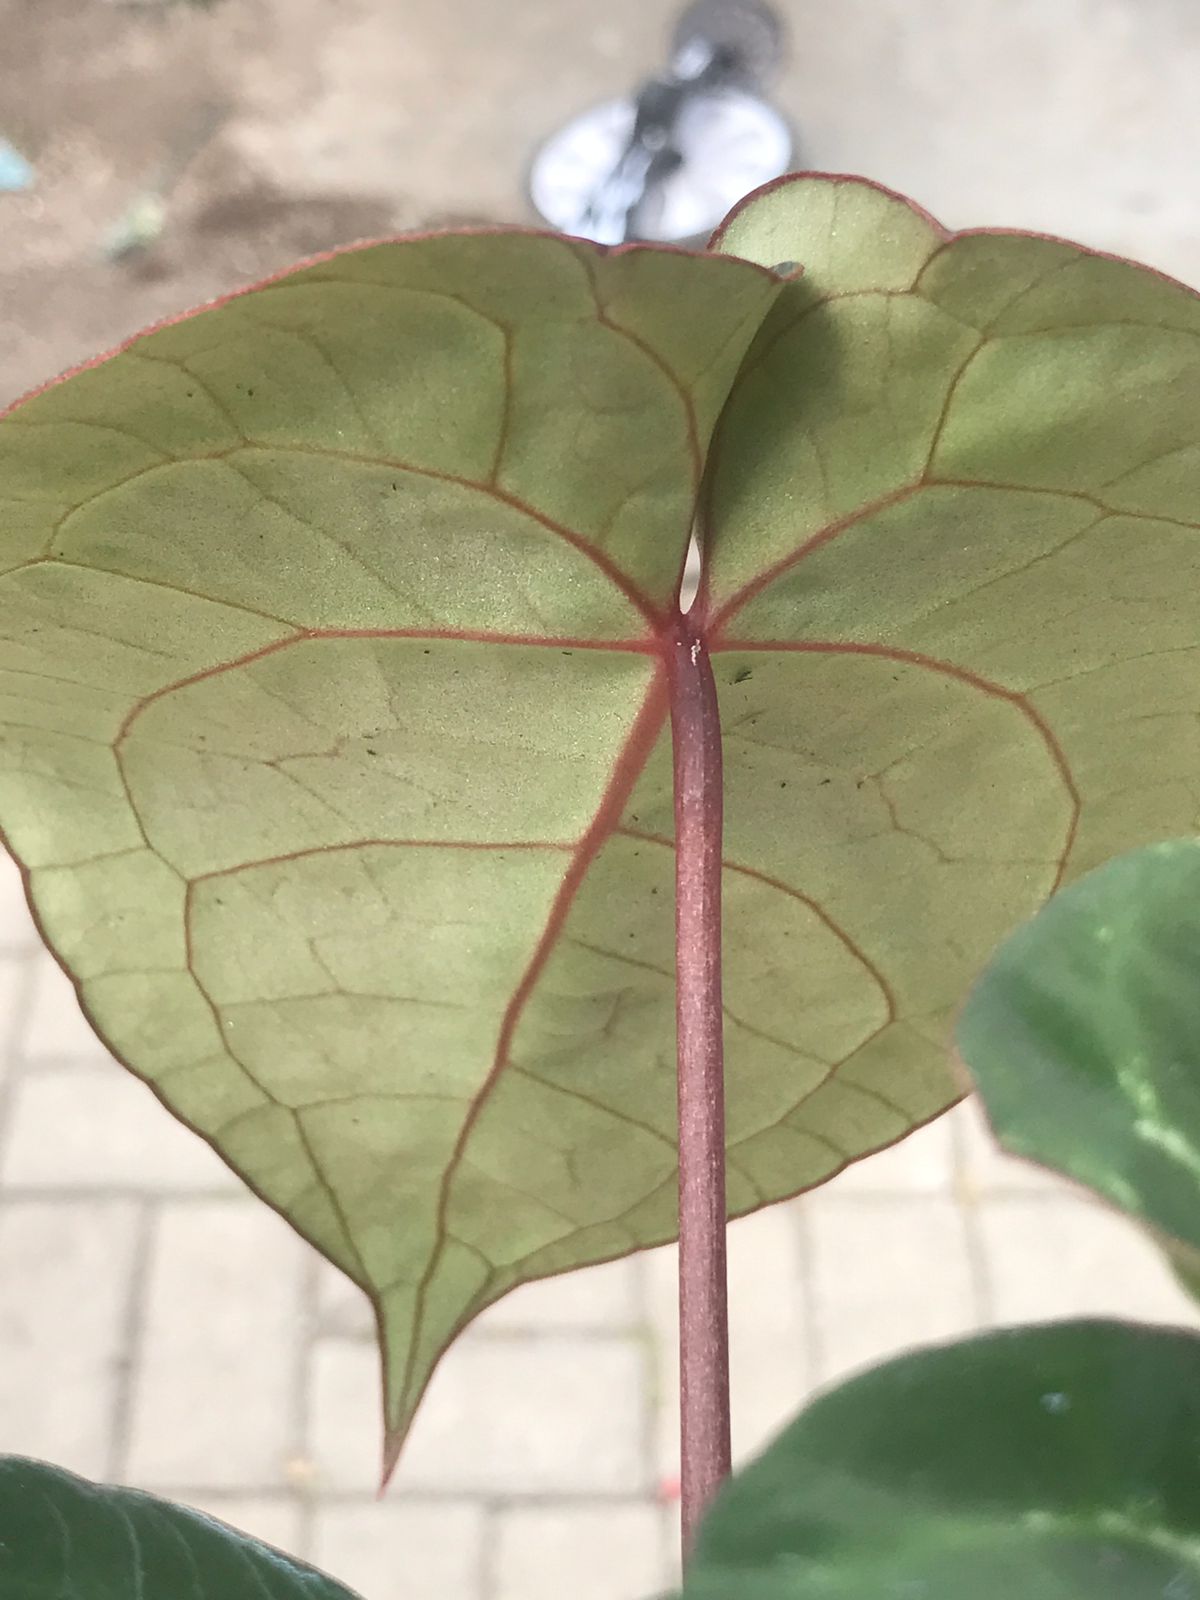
[0,1456,360,1598]
[957,838,1200,1261]
[682,1320,1200,1599]
[1,183,1199,1461]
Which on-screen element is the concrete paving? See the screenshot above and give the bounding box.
[2,852,1197,1597]
[2,1,1200,1595]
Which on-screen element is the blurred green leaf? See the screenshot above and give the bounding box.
[957,838,1200,1258]
[681,1320,1200,1599]
[0,1456,361,1598]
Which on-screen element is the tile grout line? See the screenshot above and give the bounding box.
[631,1249,674,1592]
[0,950,41,1180]
[106,1199,159,1484]
[950,1106,997,1330]
[631,1251,660,1492]
[0,1184,285,1203]
[12,1052,143,1073]
[478,1501,500,1600]
[788,1184,1053,1204]
[795,1197,825,1389]
[292,1249,320,1560]
[110,1484,673,1508]
[0,1182,1070,1208]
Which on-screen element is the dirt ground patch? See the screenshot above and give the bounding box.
[0,0,662,402]
[2,0,1197,401]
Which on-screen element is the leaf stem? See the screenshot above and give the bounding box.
[666,608,730,1556]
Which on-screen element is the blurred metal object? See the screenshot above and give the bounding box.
[530,0,791,246]
[670,0,785,88]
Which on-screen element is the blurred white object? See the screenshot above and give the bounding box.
[530,0,792,245]
[531,89,791,245]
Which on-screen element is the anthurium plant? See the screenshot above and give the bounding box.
[3,171,1200,1598]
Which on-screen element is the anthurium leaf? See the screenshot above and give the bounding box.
[0,1456,361,1598]
[681,1320,1200,1600]
[956,838,1200,1262]
[4,176,1200,1469]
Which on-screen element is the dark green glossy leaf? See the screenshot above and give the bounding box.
[957,838,1200,1255]
[682,1320,1200,1599]
[0,1456,361,1599]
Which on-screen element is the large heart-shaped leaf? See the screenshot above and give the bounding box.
[3,179,1200,1464]
[957,838,1200,1265]
[680,1320,1200,1599]
[0,1456,360,1598]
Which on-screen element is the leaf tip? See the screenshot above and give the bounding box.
[379,1428,404,1495]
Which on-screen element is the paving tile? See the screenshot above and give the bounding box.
[310,1334,650,1496]
[179,1493,304,1560]
[805,1194,981,1386]
[474,1257,641,1333]
[392,1331,651,1497]
[19,952,115,1064]
[953,1095,1064,1196]
[726,1202,809,1463]
[312,1500,485,1600]
[663,1506,683,1591]
[316,1258,376,1340]
[0,953,32,1092]
[1,1065,237,1189]
[642,1250,679,1490]
[647,1202,809,1476]
[124,1199,309,1489]
[0,851,36,952]
[821,1112,956,1195]
[305,1338,385,1493]
[976,1194,1200,1328]
[493,1502,668,1600]
[0,1198,140,1477]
